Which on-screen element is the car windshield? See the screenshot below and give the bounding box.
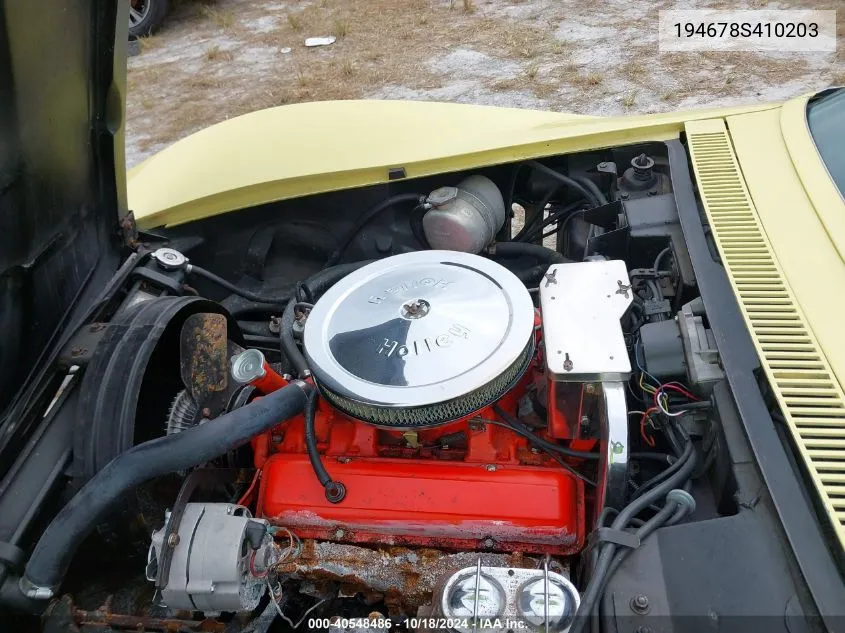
[807,88,845,198]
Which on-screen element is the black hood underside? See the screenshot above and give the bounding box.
[0,1,127,417]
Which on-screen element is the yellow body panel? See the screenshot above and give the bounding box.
[686,117,845,549]
[128,99,778,229]
[727,107,845,396]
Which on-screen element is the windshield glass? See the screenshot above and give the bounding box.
[807,88,845,197]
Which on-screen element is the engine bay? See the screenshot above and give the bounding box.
[18,142,752,632]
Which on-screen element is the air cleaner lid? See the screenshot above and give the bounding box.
[303,251,534,411]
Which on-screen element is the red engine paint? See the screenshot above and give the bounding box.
[254,352,587,554]
[259,453,584,554]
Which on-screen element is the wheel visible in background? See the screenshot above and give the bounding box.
[129,0,170,38]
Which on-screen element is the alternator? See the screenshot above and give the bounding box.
[146,503,279,615]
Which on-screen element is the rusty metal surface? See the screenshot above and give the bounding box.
[179,312,229,405]
[277,540,542,614]
[46,595,227,633]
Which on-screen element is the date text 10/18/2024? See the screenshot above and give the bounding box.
[309,618,531,630]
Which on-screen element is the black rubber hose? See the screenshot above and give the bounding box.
[300,260,374,300]
[304,389,346,503]
[493,405,598,459]
[281,297,309,378]
[281,261,375,379]
[490,241,570,264]
[526,161,599,206]
[520,200,585,244]
[325,193,424,267]
[482,418,596,486]
[573,175,608,206]
[570,440,697,633]
[514,184,562,241]
[188,265,287,304]
[20,381,312,598]
[513,264,552,285]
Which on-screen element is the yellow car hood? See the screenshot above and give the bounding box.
[128,99,777,229]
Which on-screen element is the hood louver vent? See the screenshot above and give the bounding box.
[687,118,845,551]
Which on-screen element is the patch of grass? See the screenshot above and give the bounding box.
[533,81,558,98]
[340,59,355,77]
[524,63,539,80]
[286,12,304,32]
[451,0,475,12]
[204,45,234,62]
[504,32,538,59]
[332,18,350,38]
[571,72,602,88]
[490,77,519,91]
[621,91,637,108]
[549,40,570,55]
[200,5,234,29]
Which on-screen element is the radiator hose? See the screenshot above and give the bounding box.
[16,381,313,604]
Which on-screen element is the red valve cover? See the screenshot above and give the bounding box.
[260,453,583,554]
[255,378,586,554]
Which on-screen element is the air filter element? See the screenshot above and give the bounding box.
[303,251,535,428]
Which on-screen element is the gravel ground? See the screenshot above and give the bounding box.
[126,0,843,167]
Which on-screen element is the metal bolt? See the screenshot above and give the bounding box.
[202,407,212,418]
[483,538,495,548]
[334,528,346,539]
[271,435,282,444]
[486,464,497,472]
[70,347,84,357]
[620,192,630,200]
[337,457,351,464]
[268,316,282,334]
[580,415,590,429]
[630,594,650,614]
[89,323,105,332]
[584,383,596,394]
[530,447,540,454]
[167,533,180,547]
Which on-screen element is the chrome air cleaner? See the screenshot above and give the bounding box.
[303,251,535,427]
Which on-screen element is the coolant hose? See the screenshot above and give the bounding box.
[18,381,313,601]
[304,389,346,503]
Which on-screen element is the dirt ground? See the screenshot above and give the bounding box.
[126,0,844,167]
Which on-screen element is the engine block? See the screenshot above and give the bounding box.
[254,378,585,555]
